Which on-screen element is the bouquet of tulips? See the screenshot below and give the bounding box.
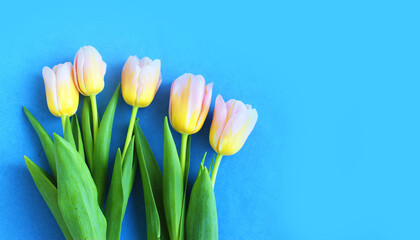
[23,46,258,240]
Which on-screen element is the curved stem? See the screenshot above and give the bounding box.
[90,95,99,142]
[179,133,189,176]
[210,154,223,188]
[122,106,139,161]
[60,115,66,136]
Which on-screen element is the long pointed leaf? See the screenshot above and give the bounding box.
[104,139,136,240]
[163,117,183,240]
[186,167,218,240]
[54,134,107,239]
[23,107,56,178]
[71,115,85,160]
[82,97,93,171]
[134,120,169,240]
[93,84,121,206]
[121,138,137,201]
[24,156,72,240]
[135,123,162,240]
[104,149,124,240]
[63,116,76,148]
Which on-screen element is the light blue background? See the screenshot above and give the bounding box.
[1,0,419,239]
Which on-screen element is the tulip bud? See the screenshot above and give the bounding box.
[73,46,106,96]
[42,62,79,117]
[169,73,213,134]
[209,95,258,156]
[121,56,161,107]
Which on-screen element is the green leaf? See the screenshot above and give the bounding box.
[63,116,76,148]
[54,134,107,239]
[71,114,85,160]
[121,138,137,201]
[186,166,218,240]
[24,156,73,240]
[135,121,169,240]
[82,97,93,171]
[104,149,123,240]
[104,139,137,240]
[92,84,121,207]
[163,117,183,240]
[23,106,56,178]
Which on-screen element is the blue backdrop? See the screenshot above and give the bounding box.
[1,0,419,239]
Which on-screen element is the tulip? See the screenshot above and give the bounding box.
[73,46,107,141]
[42,62,79,119]
[169,73,213,175]
[120,56,162,158]
[73,46,106,96]
[209,95,258,187]
[122,56,161,108]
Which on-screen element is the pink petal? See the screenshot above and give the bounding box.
[209,95,227,150]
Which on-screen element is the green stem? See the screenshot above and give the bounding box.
[60,115,66,136]
[179,133,189,175]
[90,95,99,142]
[122,106,139,161]
[210,154,223,188]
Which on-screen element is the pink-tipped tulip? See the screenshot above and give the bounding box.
[42,62,79,117]
[121,56,161,108]
[209,95,258,156]
[169,73,213,134]
[73,46,106,96]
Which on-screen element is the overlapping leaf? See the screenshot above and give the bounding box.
[104,138,137,240]
[54,134,107,239]
[82,96,93,171]
[71,114,85,160]
[24,156,73,240]
[92,84,121,207]
[163,117,183,240]
[186,163,218,240]
[134,121,169,240]
[23,107,56,178]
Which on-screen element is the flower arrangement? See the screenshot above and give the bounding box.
[23,45,258,240]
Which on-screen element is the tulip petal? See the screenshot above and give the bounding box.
[74,49,88,95]
[185,75,205,132]
[56,62,79,116]
[136,59,160,107]
[191,82,213,134]
[209,95,227,152]
[121,56,141,106]
[42,66,60,116]
[169,74,191,133]
[138,56,152,68]
[217,107,258,155]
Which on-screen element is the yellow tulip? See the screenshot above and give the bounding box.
[121,56,161,108]
[169,73,213,135]
[42,62,79,117]
[73,46,106,96]
[209,95,258,156]
[208,95,258,187]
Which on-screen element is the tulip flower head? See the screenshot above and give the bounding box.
[209,95,258,156]
[169,73,213,134]
[73,46,106,96]
[42,62,79,117]
[121,56,162,108]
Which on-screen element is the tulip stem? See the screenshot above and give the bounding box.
[122,106,139,161]
[90,95,99,142]
[60,116,66,135]
[179,133,189,176]
[210,154,223,188]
